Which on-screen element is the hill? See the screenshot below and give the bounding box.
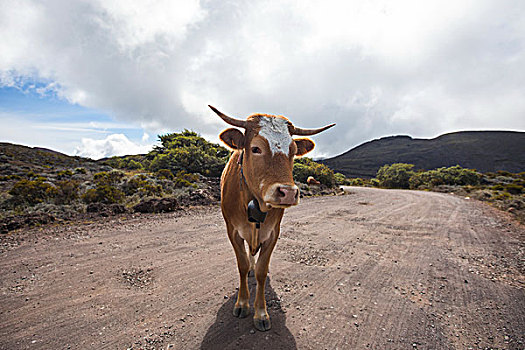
[0,142,104,174]
[321,131,525,178]
[0,134,338,234]
[0,138,220,234]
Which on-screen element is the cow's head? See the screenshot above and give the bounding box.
[210,105,335,211]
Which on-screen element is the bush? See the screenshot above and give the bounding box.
[334,172,348,185]
[376,163,415,189]
[493,192,512,200]
[497,170,513,177]
[127,159,143,170]
[57,169,74,179]
[408,165,481,189]
[123,174,163,197]
[173,170,199,189]
[156,169,174,180]
[505,183,523,195]
[82,170,125,204]
[9,178,57,206]
[148,130,229,177]
[105,156,145,170]
[491,184,504,191]
[370,178,380,187]
[82,185,124,204]
[93,170,124,185]
[293,158,336,187]
[347,178,365,186]
[55,180,80,204]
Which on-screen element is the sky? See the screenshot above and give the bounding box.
[0,0,524,159]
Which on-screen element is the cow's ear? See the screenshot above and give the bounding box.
[294,138,315,156]
[220,128,245,149]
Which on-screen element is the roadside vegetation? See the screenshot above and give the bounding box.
[0,132,226,233]
[0,132,342,233]
[342,163,525,223]
[1,133,522,233]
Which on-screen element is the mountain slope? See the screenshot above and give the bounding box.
[321,131,525,178]
[0,142,108,177]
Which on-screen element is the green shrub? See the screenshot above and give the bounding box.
[123,174,163,197]
[156,169,174,180]
[505,183,523,195]
[55,180,80,204]
[173,170,199,189]
[127,159,143,170]
[148,130,229,177]
[497,170,513,177]
[334,172,347,185]
[99,157,121,168]
[57,169,74,179]
[409,165,481,189]
[75,167,87,174]
[493,192,511,200]
[370,178,380,187]
[9,178,57,206]
[376,163,415,189]
[293,158,336,187]
[512,178,525,186]
[93,170,124,185]
[82,185,124,204]
[82,170,125,204]
[347,178,365,186]
[101,155,148,170]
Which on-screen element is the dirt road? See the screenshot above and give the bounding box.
[1,187,524,349]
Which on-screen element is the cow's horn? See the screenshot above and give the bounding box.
[209,105,247,128]
[291,123,336,136]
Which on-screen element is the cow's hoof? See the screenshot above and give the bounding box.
[254,317,272,331]
[233,305,250,318]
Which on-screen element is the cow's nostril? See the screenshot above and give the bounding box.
[277,187,286,197]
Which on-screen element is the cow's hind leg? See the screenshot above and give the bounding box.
[253,236,278,331]
[228,227,250,318]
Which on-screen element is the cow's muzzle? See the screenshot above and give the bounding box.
[264,184,300,208]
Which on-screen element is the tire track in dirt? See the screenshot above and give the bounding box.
[1,188,523,349]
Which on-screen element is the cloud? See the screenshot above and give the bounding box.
[0,110,147,156]
[1,0,524,157]
[74,134,153,159]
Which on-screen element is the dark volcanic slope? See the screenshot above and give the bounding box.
[0,142,103,174]
[321,131,525,178]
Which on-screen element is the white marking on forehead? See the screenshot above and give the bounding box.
[257,117,293,156]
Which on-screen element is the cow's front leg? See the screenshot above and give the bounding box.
[253,235,278,331]
[228,228,250,318]
[248,254,256,277]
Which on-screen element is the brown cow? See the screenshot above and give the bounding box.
[210,105,335,331]
[307,176,321,186]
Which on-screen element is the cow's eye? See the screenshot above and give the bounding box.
[251,146,262,154]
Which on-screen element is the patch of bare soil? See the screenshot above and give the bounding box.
[120,268,154,289]
[0,187,523,349]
